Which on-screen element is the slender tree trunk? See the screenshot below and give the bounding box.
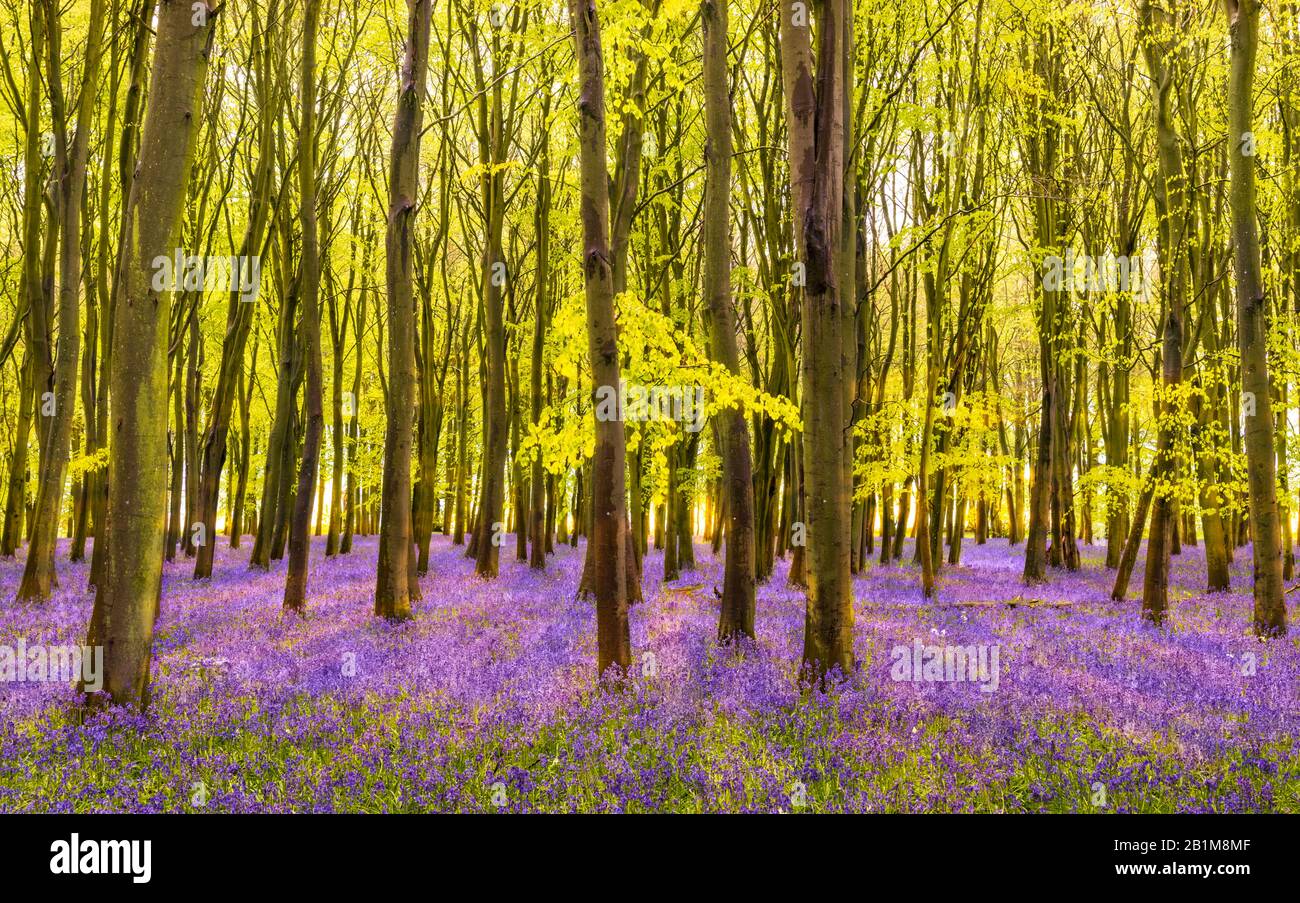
[1139,1,1189,625]
[250,272,298,569]
[18,0,106,600]
[570,0,632,676]
[193,4,277,576]
[1112,461,1157,601]
[325,263,350,557]
[88,0,152,591]
[451,325,469,545]
[3,1,47,563]
[529,99,552,570]
[1226,0,1287,636]
[703,0,757,642]
[284,0,323,614]
[374,0,432,620]
[1194,389,1231,590]
[84,0,215,708]
[165,346,184,562]
[342,237,369,555]
[182,316,200,556]
[231,337,256,546]
[780,0,854,677]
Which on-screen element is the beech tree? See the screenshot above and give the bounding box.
[375,0,432,621]
[781,0,856,677]
[16,0,106,601]
[1227,0,1287,637]
[703,0,757,642]
[570,0,632,675]
[283,0,323,613]
[85,0,217,706]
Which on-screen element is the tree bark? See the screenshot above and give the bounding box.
[193,0,279,577]
[1226,0,1287,636]
[780,0,854,677]
[374,0,432,620]
[84,0,215,708]
[569,0,633,676]
[529,97,552,570]
[703,0,757,642]
[18,0,106,600]
[284,0,323,614]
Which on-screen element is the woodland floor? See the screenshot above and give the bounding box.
[0,534,1296,812]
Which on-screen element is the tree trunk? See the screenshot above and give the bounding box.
[342,237,370,555]
[18,0,106,600]
[703,0,757,643]
[284,0,323,614]
[780,0,854,678]
[1138,1,1190,625]
[374,0,432,620]
[1226,0,1287,636]
[529,98,552,570]
[569,0,633,676]
[193,5,277,576]
[84,0,215,708]
[1112,461,1157,601]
